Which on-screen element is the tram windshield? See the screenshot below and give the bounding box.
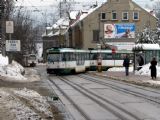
[47,54,60,62]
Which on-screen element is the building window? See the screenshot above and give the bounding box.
[101,12,106,20]
[93,30,99,42]
[112,12,117,20]
[122,12,128,20]
[133,12,139,20]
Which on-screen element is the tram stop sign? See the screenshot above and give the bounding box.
[112,48,116,54]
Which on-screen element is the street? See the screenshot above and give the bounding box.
[0,65,160,120]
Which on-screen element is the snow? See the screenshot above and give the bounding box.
[52,18,69,29]
[0,61,26,81]
[0,54,9,66]
[0,54,26,81]
[108,63,160,78]
[70,6,99,27]
[0,88,53,120]
[133,44,160,50]
[0,55,53,120]
[1,52,160,119]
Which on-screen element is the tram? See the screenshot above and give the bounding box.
[46,48,90,74]
[23,54,37,67]
[90,49,133,71]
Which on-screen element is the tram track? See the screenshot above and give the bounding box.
[48,76,91,120]
[86,73,160,94]
[49,75,143,120]
[78,74,160,105]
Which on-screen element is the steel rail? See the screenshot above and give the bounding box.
[79,74,160,105]
[48,77,91,120]
[59,76,142,120]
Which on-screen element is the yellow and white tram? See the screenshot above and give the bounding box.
[46,48,90,74]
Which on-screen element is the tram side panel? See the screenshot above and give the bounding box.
[89,50,133,71]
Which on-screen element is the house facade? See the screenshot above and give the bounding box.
[69,0,158,50]
[42,18,69,60]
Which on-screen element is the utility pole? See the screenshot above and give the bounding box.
[0,0,5,56]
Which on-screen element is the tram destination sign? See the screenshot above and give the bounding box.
[6,40,21,52]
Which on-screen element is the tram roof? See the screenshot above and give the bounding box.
[23,54,36,57]
[133,44,160,50]
[90,49,133,53]
[47,48,90,53]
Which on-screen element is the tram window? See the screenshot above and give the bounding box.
[76,53,78,60]
[65,53,70,61]
[62,53,66,61]
[106,54,112,59]
[85,53,88,60]
[158,51,160,62]
[82,53,85,60]
[72,53,76,61]
[93,54,97,60]
[90,54,93,60]
[70,53,73,61]
[114,54,120,59]
[101,53,105,59]
[85,53,87,60]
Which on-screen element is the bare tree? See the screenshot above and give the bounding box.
[153,0,160,19]
[58,0,74,18]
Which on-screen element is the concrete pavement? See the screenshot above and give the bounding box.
[94,71,160,88]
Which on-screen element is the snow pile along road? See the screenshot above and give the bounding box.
[0,88,53,120]
[0,60,26,81]
[135,63,160,77]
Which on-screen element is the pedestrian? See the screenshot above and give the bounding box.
[123,55,130,76]
[150,57,157,79]
[137,55,144,70]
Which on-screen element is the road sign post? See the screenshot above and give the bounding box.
[112,48,116,67]
[6,21,14,63]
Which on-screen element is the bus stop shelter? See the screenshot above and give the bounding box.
[132,44,160,71]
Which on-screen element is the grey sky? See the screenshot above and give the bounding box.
[16,0,155,8]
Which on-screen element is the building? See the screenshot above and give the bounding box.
[42,18,69,60]
[69,0,158,50]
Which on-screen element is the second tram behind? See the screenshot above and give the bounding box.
[90,49,133,71]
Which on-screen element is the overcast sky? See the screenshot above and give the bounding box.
[16,0,156,8]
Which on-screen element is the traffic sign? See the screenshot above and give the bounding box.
[6,21,14,33]
[6,40,20,51]
[112,48,116,54]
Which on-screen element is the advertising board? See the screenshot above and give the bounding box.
[104,23,135,39]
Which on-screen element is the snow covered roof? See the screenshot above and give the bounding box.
[70,11,79,19]
[133,44,160,50]
[70,6,100,27]
[52,18,70,29]
[144,8,157,18]
[46,27,52,30]
[45,28,68,37]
